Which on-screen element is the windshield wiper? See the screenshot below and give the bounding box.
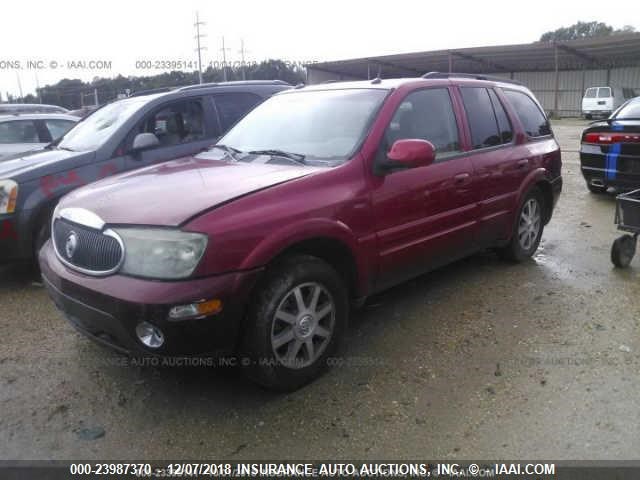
[210,144,242,162]
[248,149,306,165]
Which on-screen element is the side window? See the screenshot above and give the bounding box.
[488,89,513,144]
[460,87,501,149]
[598,87,612,98]
[0,120,40,143]
[584,88,597,98]
[503,90,551,138]
[44,119,76,141]
[382,88,461,160]
[213,93,262,132]
[135,99,206,148]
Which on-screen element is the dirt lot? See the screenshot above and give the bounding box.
[1,120,639,460]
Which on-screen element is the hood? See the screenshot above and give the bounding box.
[60,156,324,226]
[0,148,93,182]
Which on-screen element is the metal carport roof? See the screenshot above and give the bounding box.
[308,33,640,79]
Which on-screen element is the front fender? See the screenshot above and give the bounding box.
[239,217,373,295]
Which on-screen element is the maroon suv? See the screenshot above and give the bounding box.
[40,74,562,390]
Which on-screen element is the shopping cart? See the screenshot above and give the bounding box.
[612,188,640,268]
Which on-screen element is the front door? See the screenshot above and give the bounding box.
[369,87,478,291]
[122,97,219,170]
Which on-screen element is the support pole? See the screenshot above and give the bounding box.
[553,44,559,116]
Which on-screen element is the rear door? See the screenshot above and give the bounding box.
[458,86,524,247]
[582,88,598,113]
[597,87,613,113]
[370,87,477,290]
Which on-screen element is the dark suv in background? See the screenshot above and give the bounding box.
[0,80,290,266]
[41,73,562,390]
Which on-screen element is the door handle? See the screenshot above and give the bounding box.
[516,159,529,169]
[454,172,471,184]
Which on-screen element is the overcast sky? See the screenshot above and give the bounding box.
[0,0,637,98]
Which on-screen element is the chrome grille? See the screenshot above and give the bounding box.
[53,218,123,274]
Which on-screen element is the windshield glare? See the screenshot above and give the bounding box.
[216,89,388,163]
[58,97,150,151]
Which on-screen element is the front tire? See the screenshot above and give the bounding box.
[499,187,544,262]
[241,254,348,391]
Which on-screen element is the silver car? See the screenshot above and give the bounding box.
[0,114,78,161]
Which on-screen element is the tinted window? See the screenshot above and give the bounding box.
[0,120,40,143]
[488,89,513,144]
[214,93,262,132]
[461,87,501,149]
[584,88,597,98]
[134,99,205,148]
[383,88,460,159]
[503,90,551,137]
[44,119,76,141]
[598,87,612,98]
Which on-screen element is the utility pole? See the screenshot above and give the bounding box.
[220,36,231,81]
[34,72,42,103]
[238,39,249,80]
[194,12,207,84]
[15,72,23,101]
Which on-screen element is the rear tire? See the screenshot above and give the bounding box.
[587,182,606,194]
[499,187,544,262]
[241,254,348,391]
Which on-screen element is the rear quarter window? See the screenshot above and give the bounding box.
[503,90,551,138]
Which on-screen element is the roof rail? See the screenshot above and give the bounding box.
[129,87,178,97]
[178,80,290,91]
[421,72,523,86]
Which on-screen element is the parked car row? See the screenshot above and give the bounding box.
[2,75,563,390]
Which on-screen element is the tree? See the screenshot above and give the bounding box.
[540,21,636,42]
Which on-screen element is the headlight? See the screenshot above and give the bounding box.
[114,228,208,279]
[0,180,18,214]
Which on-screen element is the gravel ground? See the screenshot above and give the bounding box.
[1,120,639,460]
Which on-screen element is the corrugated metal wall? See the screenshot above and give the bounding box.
[468,68,640,116]
[307,66,640,117]
[510,68,640,116]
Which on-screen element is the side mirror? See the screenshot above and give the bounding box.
[131,133,160,152]
[387,139,436,168]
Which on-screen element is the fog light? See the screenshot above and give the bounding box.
[168,298,223,321]
[135,321,165,348]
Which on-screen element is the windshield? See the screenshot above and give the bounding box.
[58,97,150,151]
[214,88,388,164]
[614,98,640,119]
